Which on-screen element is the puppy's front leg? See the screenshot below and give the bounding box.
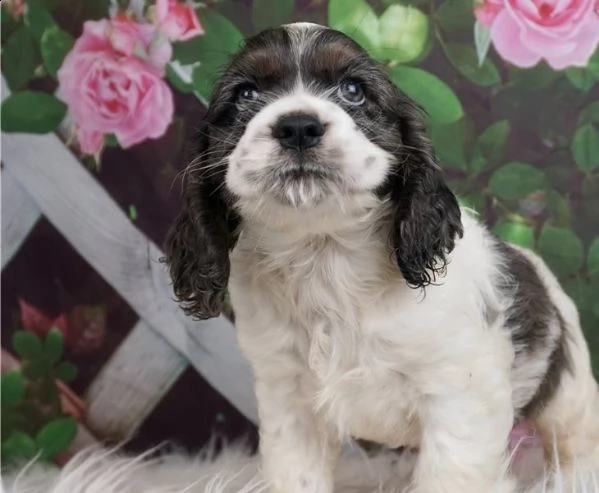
[255,367,339,493]
[413,347,516,493]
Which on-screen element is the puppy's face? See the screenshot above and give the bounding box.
[207,24,403,210]
[166,24,463,319]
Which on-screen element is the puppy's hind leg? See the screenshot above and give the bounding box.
[533,323,599,482]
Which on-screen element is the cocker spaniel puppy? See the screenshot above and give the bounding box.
[166,23,599,493]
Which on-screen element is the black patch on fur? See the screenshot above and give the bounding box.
[493,239,570,418]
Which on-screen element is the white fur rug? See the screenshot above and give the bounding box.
[2,442,598,493]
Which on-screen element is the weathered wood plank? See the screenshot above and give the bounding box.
[1,171,42,269]
[1,77,42,269]
[2,132,258,424]
[85,320,187,439]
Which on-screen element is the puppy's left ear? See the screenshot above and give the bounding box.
[385,102,463,288]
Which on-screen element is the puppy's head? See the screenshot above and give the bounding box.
[166,23,463,319]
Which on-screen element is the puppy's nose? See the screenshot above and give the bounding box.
[272,114,324,151]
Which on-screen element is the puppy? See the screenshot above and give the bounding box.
[166,23,599,493]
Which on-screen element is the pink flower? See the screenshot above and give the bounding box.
[477,0,599,70]
[155,0,204,41]
[475,0,504,25]
[57,18,174,155]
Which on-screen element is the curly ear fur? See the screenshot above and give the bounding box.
[385,102,464,289]
[165,127,240,319]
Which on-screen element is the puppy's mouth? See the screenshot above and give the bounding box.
[260,158,339,209]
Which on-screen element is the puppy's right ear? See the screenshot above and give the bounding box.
[165,136,240,320]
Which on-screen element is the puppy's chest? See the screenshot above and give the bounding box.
[237,238,419,445]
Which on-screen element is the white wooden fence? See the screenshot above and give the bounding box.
[0,76,258,445]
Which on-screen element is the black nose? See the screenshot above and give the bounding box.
[272,114,324,151]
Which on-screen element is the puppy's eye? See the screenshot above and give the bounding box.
[238,85,260,103]
[338,80,365,105]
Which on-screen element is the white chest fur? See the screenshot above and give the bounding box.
[229,216,427,446]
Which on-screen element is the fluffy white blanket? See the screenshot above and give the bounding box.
[2,442,598,493]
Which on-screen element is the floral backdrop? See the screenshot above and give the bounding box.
[1,0,599,467]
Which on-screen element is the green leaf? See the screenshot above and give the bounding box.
[488,162,546,201]
[443,42,500,86]
[166,63,194,94]
[13,331,43,360]
[588,237,599,275]
[430,117,473,170]
[128,204,138,221]
[55,361,78,382]
[459,191,486,213]
[1,92,67,133]
[538,225,584,278]
[579,101,599,126]
[1,371,26,407]
[44,328,64,364]
[545,189,571,227]
[328,0,379,54]
[104,134,119,147]
[565,67,598,92]
[493,221,534,249]
[564,276,599,366]
[508,63,558,90]
[2,26,40,91]
[469,120,510,174]
[188,9,244,101]
[474,21,491,66]
[1,432,38,461]
[24,2,55,43]
[390,66,463,124]
[22,361,46,379]
[35,417,77,460]
[1,4,21,43]
[382,0,429,5]
[252,0,293,32]
[571,125,599,172]
[377,5,429,63]
[434,0,475,34]
[40,25,74,78]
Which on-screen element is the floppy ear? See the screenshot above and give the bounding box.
[385,102,464,289]
[165,134,240,320]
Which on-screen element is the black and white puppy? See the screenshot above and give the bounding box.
[166,23,599,493]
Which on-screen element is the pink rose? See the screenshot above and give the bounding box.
[477,0,599,70]
[57,18,174,156]
[155,0,204,41]
[475,0,504,26]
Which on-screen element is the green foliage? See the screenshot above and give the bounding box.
[2,26,41,91]
[390,66,463,124]
[40,25,74,78]
[430,117,472,170]
[443,42,500,86]
[571,125,599,172]
[588,237,599,275]
[1,372,26,407]
[434,0,474,34]
[473,21,491,66]
[329,0,429,63]
[377,5,429,63]
[36,417,78,460]
[1,92,67,133]
[328,0,379,55]
[488,162,546,200]
[24,2,55,43]
[185,8,244,101]
[252,0,294,32]
[469,120,510,174]
[1,330,79,465]
[493,221,534,249]
[538,225,584,278]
